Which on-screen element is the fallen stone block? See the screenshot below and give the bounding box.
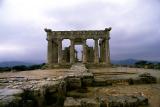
[97,94,148,107]
[64,97,81,107]
[129,73,157,85]
[136,95,148,105]
[67,77,82,90]
[81,98,100,107]
[0,88,23,107]
[93,78,108,86]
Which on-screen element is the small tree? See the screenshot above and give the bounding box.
[135,60,148,68]
[12,65,28,71]
[155,63,160,70]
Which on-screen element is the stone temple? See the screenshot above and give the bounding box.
[0,27,159,107]
[44,27,111,68]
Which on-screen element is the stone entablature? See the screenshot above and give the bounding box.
[44,28,111,68]
[45,28,111,40]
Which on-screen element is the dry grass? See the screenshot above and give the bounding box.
[0,69,70,79]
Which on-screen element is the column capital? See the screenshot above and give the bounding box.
[104,27,112,31]
[44,28,52,33]
[45,29,53,38]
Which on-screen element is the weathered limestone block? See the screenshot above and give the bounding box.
[43,80,66,106]
[66,88,89,98]
[93,78,108,86]
[64,97,81,107]
[99,95,148,107]
[40,80,61,91]
[109,79,129,86]
[0,96,22,107]
[27,79,66,107]
[32,89,45,107]
[125,97,138,107]
[81,72,94,86]
[21,89,39,107]
[129,73,157,85]
[139,73,157,84]
[136,95,148,105]
[58,80,67,96]
[68,63,94,87]
[67,77,82,89]
[0,88,23,107]
[22,100,34,107]
[81,98,100,107]
[70,63,88,73]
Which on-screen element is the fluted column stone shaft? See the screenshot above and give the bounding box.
[47,39,53,64]
[82,39,87,63]
[102,39,106,63]
[70,39,75,63]
[94,38,99,64]
[58,39,62,64]
[105,38,110,65]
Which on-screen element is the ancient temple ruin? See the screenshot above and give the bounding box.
[44,28,111,68]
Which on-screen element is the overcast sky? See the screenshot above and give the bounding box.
[0,0,160,62]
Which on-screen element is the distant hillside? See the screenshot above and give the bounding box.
[112,59,160,65]
[0,61,35,67]
[112,59,138,65]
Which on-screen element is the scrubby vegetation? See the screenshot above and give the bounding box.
[0,63,45,72]
[134,60,160,69]
[113,60,160,70]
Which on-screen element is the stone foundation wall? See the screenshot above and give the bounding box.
[0,64,157,107]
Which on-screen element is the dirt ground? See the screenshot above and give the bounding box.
[67,84,160,107]
[90,67,160,83]
[0,69,70,79]
[88,67,160,107]
[0,67,160,107]
[92,84,160,107]
[0,67,159,79]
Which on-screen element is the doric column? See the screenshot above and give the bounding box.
[52,40,58,63]
[105,37,111,65]
[70,39,75,64]
[101,39,106,63]
[75,51,78,61]
[82,39,87,63]
[47,39,53,64]
[99,40,102,62]
[104,27,111,66]
[94,38,99,64]
[58,38,62,64]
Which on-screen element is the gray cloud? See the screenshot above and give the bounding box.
[0,21,47,62]
[0,0,160,62]
[45,0,160,61]
[0,0,3,6]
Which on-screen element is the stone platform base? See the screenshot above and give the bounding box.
[86,63,111,68]
[45,63,111,69]
[0,63,159,107]
[45,63,72,69]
